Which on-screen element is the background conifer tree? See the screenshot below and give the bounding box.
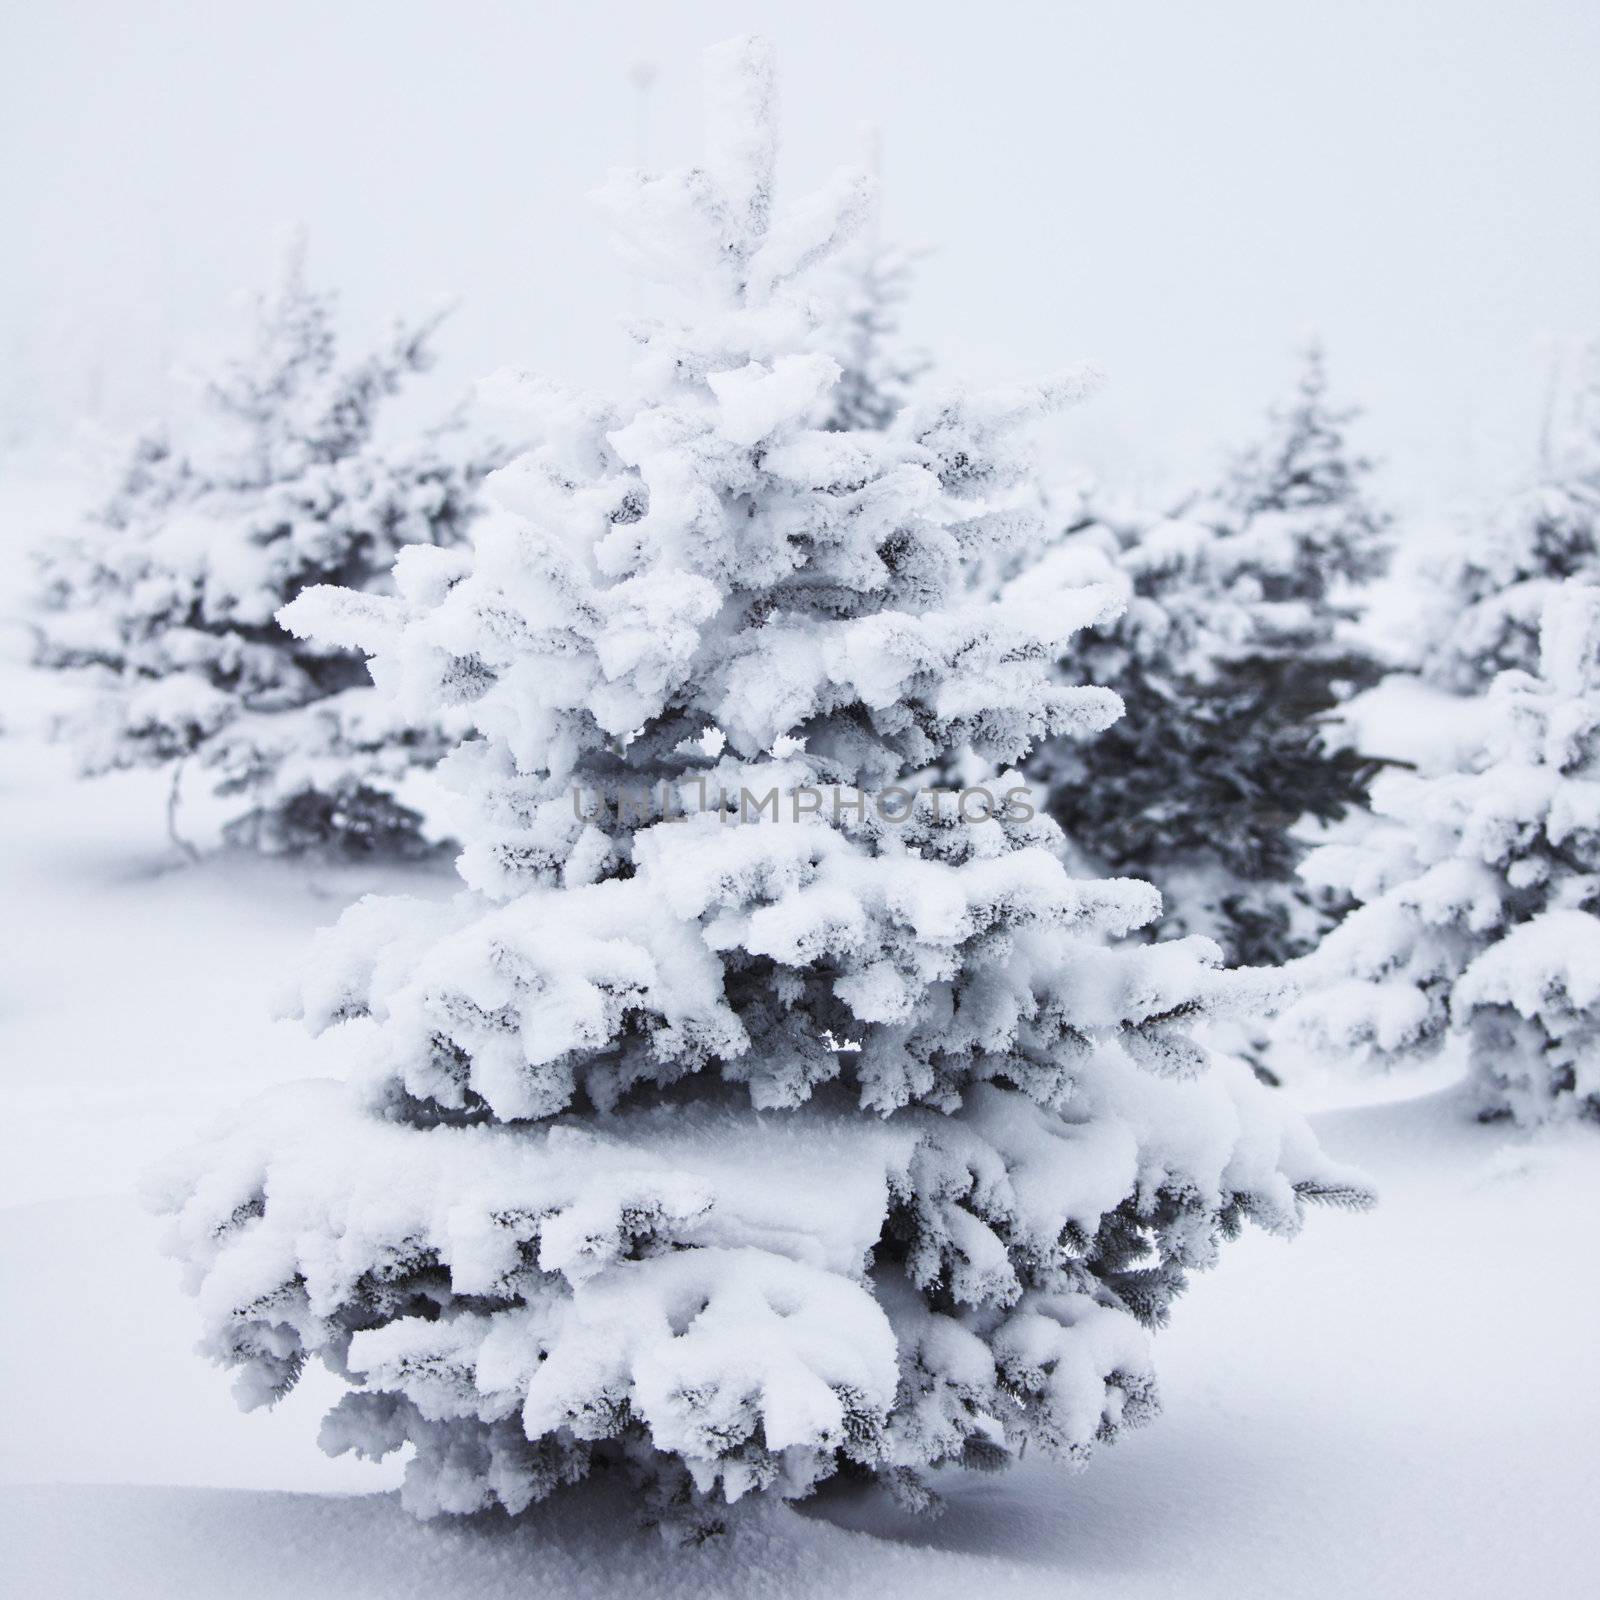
[1288,580,1600,1124]
[1421,345,1600,692]
[815,238,930,433]
[1027,347,1393,966]
[33,240,499,854]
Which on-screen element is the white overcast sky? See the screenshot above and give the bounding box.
[3,0,1598,515]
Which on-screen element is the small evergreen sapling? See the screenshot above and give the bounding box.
[33,241,497,854]
[1029,347,1392,966]
[1287,581,1600,1124]
[150,39,1369,1530]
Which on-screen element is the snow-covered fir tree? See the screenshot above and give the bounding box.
[1287,580,1600,1125]
[1027,346,1393,967]
[1421,345,1600,691]
[150,38,1369,1532]
[33,239,497,854]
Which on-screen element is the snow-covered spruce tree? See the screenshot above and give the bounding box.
[33,240,496,854]
[1028,346,1393,967]
[1421,347,1600,691]
[150,38,1369,1530]
[1287,581,1600,1125]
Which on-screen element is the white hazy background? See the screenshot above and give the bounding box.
[3,0,1598,513]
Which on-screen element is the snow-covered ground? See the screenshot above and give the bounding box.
[2,475,1595,1597]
